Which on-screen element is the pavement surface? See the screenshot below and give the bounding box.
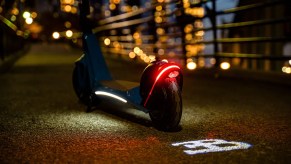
[0,43,290,163]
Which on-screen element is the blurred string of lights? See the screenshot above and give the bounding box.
[97,0,214,68]
[50,0,79,41]
[98,0,184,64]
[51,0,230,68]
[282,60,291,74]
[88,0,229,69]
[51,0,78,40]
[181,0,208,70]
[0,0,32,38]
[60,0,78,14]
[53,0,290,73]
[99,0,158,64]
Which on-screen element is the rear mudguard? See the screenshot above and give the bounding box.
[140,60,183,107]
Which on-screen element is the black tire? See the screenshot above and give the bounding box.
[72,64,91,105]
[147,78,182,131]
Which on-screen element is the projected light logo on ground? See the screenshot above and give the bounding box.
[172,139,252,155]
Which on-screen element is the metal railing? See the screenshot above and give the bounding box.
[0,14,27,64]
[83,0,291,73]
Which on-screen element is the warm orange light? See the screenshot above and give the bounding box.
[129,52,136,58]
[71,7,77,14]
[113,41,120,49]
[63,0,74,4]
[113,0,120,4]
[220,62,230,70]
[210,58,216,65]
[133,32,140,39]
[64,21,71,28]
[135,39,142,45]
[144,56,150,63]
[104,38,111,45]
[184,24,193,33]
[64,5,72,12]
[286,67,291,74]
[31,12,37,18]
[187,61,197,70]
[12,8,19,15]
[109,3,116,10]
[133,47,141,54]
[155,17,163,23]
[185,7,204,17]
[25,17,33,24]
[149,55,156,62]
[195,30,204,36]
[282,66,291,74]
[121,5,131,12]
[194,20,203,28]
[23,11,30,19]
[126,35,133,41]
[183,2,190,8]
[138,50,144,56]
[198,58,205,67]
[185,34,192,41]
[66,30,73,38]
[156,28,165,35]
[156,6,162,11]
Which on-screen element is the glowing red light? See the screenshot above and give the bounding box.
[144,65,180,106]
[155,65,180,82]
[168,71,179,78]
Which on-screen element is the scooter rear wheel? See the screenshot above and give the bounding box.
[147,79,182,131]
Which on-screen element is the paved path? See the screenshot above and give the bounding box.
[0,43,290,163]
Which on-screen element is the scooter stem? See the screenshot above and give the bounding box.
[79,0,112,84]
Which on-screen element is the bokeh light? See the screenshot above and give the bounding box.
[25,17,33,24]
[220,62,230,70]
[104,38,111,45]
[52,32,60,39]
[187,61,197,70]
[22,11,30,19]
[66,30,73,38]
[129,52,136,58]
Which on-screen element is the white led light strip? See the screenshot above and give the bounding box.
[95,91,127,103]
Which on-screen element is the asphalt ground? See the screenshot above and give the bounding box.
[0,43,290,163]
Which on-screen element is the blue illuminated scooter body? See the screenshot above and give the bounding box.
[76,32,148,112]
[74,31,183,130]
[73,0,183,131]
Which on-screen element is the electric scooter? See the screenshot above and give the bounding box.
[73,0,183,131]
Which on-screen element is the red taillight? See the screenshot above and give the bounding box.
[168,71,179,78]
[156,65,180,82]
[144,65,180,106]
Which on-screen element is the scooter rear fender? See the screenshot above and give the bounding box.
[140,60,183,106]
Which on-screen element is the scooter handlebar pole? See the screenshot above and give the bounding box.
[79,0,91,33]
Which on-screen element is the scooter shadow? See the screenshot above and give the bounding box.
[86,98,182,132]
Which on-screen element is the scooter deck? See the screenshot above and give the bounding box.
[100,80,139,92]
